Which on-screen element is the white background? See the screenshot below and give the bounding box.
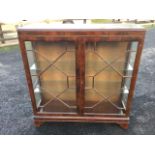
[0,0,155,22]
[0,136,154,155]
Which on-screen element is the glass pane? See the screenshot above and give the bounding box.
[125,41,138,75]
[130,41,138,51]
[25,41,32,51]
[34,83,42,107]
[26,41,77,113]
[54,50,75,76]
[128,51,136,67]
[84,41,131,115]
[96,41,128,63]
[85,76,94,89]
[68,76,76,89]
[26,50,34,66]
[85,89,102,107]
[121,78,131,106]
[31,76,42,107]
[85,45,107,76]
[26,51,38,75]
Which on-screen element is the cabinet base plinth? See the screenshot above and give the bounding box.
[33,116,129,129]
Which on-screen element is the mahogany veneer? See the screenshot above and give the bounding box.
[18,24,145,129]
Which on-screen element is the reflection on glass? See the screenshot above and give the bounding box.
[33,80,42,107]
[26,51,38,75]
[25,41,32,51]
[130,41,138,51]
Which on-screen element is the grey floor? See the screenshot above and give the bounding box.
[0,29,155,135]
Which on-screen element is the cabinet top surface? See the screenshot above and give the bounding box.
[18,24,145,31]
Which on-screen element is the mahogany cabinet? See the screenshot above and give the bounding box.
[18,24,145,129]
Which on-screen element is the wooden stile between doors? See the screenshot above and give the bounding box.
[76,39,85,115]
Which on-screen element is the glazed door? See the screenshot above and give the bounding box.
[25,40,78,114]
[84,40,138,115]
[24,39,138,116]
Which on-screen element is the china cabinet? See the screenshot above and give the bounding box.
[18,24,145,128]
